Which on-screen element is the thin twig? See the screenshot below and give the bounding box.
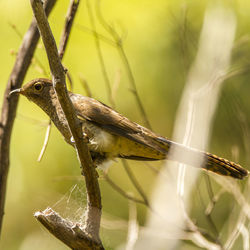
[32,57,49,76]
[66,71,74,90]
[196,180,222,245]
[76,24,116,46]
[0,0,57,236]
[79,75,93,98]
[203,175,220,239]
[205,188,225,216]
[38,0,79,162]
[122,159,150,207]
[30,0,103,248]
[16,114,49,127]
[95,0,152,129]
[213,176,250,220]
[180,199,222,250]
[9,21,49,77]
[144,162,160,174]
[103,173,147,206]
[111,69,121,102]
[8,22,23,39]
[86,0,115,108]
[37,120,52,162]
[126,200,139,250]
[85,3,152,212]
[224,211,247,249]
[58,0,80,60]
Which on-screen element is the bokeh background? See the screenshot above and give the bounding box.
[1,0,250,249]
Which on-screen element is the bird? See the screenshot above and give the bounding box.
[10,78,249,179]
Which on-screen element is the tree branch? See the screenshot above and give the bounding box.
[0,0,57,236]
[103,172,147,206]
[38,0,80,162]
[58,0,80,60]
[35,208,103,250]
[30,0,103,248]
[122,159,150,207]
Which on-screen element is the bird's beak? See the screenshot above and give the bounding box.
[9,88,23,96]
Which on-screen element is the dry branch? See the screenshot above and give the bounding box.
[35,208,104,250]
[38,0,80,162]
[86,0,115,108]
[58,0,80,60]
[103,173,147,206]
[96,0,152,129]
[122,159,149,207]
[0,0,57,235]
[37,120,51,162]
[30,0,103,248]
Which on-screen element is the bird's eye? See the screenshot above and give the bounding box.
[34,82,43,92]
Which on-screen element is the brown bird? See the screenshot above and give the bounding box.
[10,78,249,179]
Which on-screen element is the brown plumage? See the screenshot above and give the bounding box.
[10,78,249,179]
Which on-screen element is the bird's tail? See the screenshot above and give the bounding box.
[203,151,248,179]
[156,137,249,179]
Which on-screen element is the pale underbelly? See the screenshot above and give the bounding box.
[86,123,165,160]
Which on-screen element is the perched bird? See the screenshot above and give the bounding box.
[10,78,249,179]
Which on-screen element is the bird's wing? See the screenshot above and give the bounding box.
[69,93,170,154]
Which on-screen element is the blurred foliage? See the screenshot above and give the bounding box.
[1,0,250,249]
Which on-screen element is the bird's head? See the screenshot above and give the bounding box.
[9,78,55,108]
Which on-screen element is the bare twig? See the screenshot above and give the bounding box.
[103,173,147,206]
[122,159,150,207]
[37,120,52,162]
[38,0,79,162]
[205,188,225,215]
[32,56,49,76]
[16,114,49,127]
[58,0,80,60]
[196,186,221,245]
[95,0,152,129]
[203,175,220,239]
[0,0,57,236]
[8,22,23,39]
[224,212,247,250]
[9,21,49,77]
[66,71,74,90]
[79,75,93,98]
[144,162,160,174]
[35,208,103,249]
[76,24,116,46]
[125,201,139,250]
[10,16,52,164]
[180,200,222,250]
[85,2,152,211]
[30,0,103,248]
[213,176,250,220]
[111,69,121,102]
[86,0,115,108]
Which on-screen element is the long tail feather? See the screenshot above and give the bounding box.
[156,137,249,179]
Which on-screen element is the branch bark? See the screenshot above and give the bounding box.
[35,208,103,250]
[0,0,57,236]
[38,0,80,162]
[30,0,103,248]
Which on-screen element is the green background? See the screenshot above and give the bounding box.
[1,0,250,249]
